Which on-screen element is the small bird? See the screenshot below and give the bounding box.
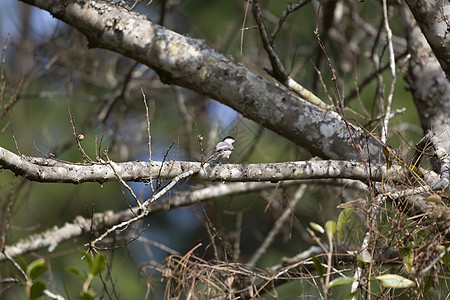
[206,136,235,163]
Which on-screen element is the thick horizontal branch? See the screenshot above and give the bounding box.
[0,146,432,184]
[19,0,384,162]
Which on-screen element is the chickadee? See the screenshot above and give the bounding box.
[206,136,235,163]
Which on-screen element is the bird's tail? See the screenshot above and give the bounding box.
[204,151,221,164]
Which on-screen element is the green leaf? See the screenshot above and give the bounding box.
[66,266,86,281]
[415,230,424,245]
[29,280,46,300]
[344,291,358,300]
[89,253,106,276]
[83,252,93,265]
[383,146,393,169]
[310,222,324,234]
[423,275,433,296]
[424,194,443,204]
[440,251,450,267]
[336,208,355,241]
[399,247,414,273]
[311,254,323,278]
[81,290,96,300]
[327,276,355,289]
[13,273,26,286]
[438,245,450,267]
[26,258,47,280]
[398,247,411,257]
[325,220,336,240]
[374,274,414,288]
[16,256,28,272]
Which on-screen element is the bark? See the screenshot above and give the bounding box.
[18,0,385,163]
[0,181,288,261]
[401,7,450,153]
[0,146,408,183]
[405,0,450,79]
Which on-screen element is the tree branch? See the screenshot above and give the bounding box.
[18,0,384,162]
[0,146,426,184]
[400,7,450,156]
[0,181,297,262]
[405,0,450,79]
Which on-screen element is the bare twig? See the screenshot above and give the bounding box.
[88,163,200,247]
[247,184,306,266]
[67,98,92,162]
[138,236,180,255]
[91,224,151,251]
[96,62,138,124]
[269,1,311,43]
[345,51,408,104]
[350,194,385,297]
[87,211,144,248]
[142,89,154,193]
[232,211,243,261]
[104,152,142,208]
[240,0,251,55]
[380,0,397,144]
[0,34,8,105]
[252,0,328,108]
[154,140,177,190]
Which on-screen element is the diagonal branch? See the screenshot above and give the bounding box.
[405,0,450,79]
[251,0,328,108]
[19,0,384,162]
[400,6,450,156]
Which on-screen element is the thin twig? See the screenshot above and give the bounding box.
[67,98,92,162]
[154,140,176,191]
[93,224,151,251]
[104,152,143,208]
[233,211,243,261]
[9,107,20,155]
[269,1,310,43]
[380,0,396,144]
[142,168,200,209]
[142,89,154,193]
[0,34,9,107]
[247,185,306,266]
[4,252,27,282]
[253,0,328,108]
[350,194,384,298]
[324,223,334,298]
[193,113,205,163]
[88,212,145,248]
[345,51,408,104]
[240,0,251,55]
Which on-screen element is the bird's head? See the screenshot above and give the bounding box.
[222,136,235,144]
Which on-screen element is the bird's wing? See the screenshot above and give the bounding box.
[215,142,234,152]
[207,151,221,162]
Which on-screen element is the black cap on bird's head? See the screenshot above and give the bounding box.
[222,136,235,143]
